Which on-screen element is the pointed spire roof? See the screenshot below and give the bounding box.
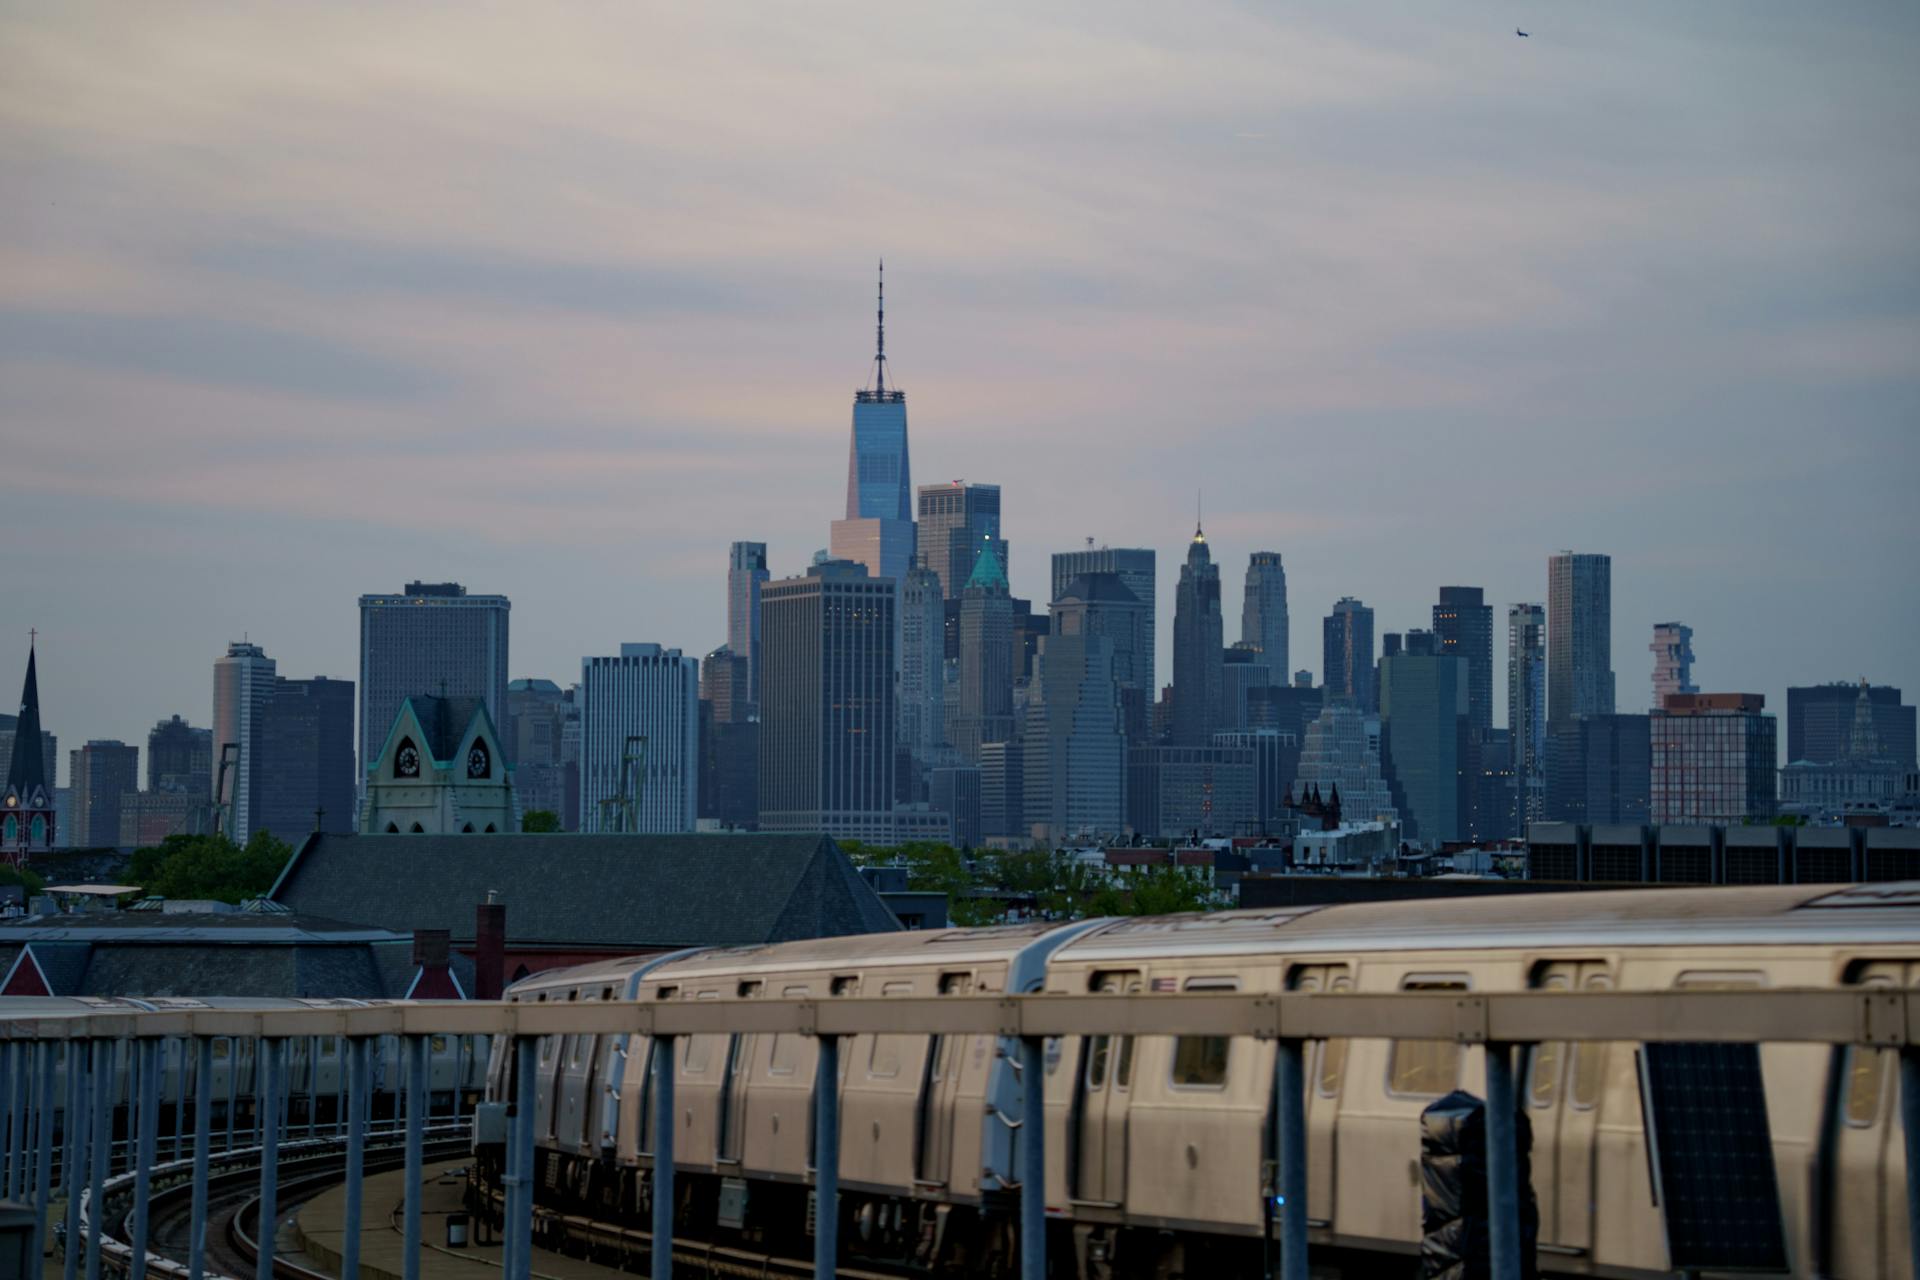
[965,539,1007,591]
[6,641,46,796]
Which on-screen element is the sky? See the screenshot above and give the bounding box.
[2,0,1916,773]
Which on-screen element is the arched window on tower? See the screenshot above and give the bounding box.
[2,814,16,844]
[29,815,44,845]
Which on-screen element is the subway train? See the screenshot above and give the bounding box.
[0,995,489,1145]
[476,883,1918,1279]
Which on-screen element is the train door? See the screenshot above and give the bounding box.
[916,971,974,1187]
[1526,959,1610,1254]
[1831,960,1916,1278]
[718,981,761,1164]
[1072,970,1141,1205]
[1287,963,1352,1226]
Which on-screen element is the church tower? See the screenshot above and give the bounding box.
[3,640,55,864]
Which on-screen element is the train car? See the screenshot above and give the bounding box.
[482,883,1919,1278]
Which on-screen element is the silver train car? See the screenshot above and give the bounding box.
[479,883,1918,1278]
[0,995,489,1147]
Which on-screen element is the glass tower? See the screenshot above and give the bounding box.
[844,262,911,524]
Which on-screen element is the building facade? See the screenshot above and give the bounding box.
[70,741,138,848]
[1649,622,1697,709]
[1171,526,1225,746]
[1547,713,1651,825]
[1295,702,1398,825]
[758,560,898,842]
[952,544,1015,763]
[1128,745,1257,839]
[1433,586,1493,736]
[361,696,515,835]
[1322,597,1376,713]
[1052,572,1151,741]
[697,648,759,832]
[916,481,1006,601]
[1508,603,1547,828]
[212,640,276,842]
[1029,632,1128,843]
[506,679,581,829]
[358,581,511,789]
[1379,632,1467,844]
[898,564,947,767]
[1787,682,1915,768]
[146,715,212,798]
[1051,547,1155,693]
[1650,693,1777,825]
[1547,551,1613,728]
[726,541,769,706]
[579,644,699,834]
[1241,551,1288,680]
[255,676,356,840]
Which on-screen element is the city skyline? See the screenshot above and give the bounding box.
[4,2,1915,762]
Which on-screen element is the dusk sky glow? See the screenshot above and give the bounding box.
[3,0,1916,761]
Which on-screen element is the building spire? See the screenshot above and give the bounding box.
[873,258,888,394]
[6,637,46,798]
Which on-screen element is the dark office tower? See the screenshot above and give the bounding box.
[70,740,138,847]
[213,640,276,842]
[1508,604,1547,828]
[1241,551,1289,677]
[256,677,356,839]
[1787,683,1915,767]
[727,542,769,703]
[1547,552,1613,728]
[1322,597,1376,713]
[1052,572,1150,739]
[830,265,915,602]
[2,641,55,861]
[147,714,213,797]
[899,565,946,766]
[758,559,896,842]
[1051,546,1156,690]
[358,581,510,783]
[698,647,759,831]
[1379,631,1466,844]
[1433,586,1493,736]
[509,679,582,829]
[1546,714,1651,825]
[1029,632,1128,843]
[1172,525,1225,747]
[917,481,1006,601]
[953,543,1015,762]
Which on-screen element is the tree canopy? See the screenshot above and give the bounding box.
[841,840,1219,923]
[521,810,562,833]
[126,831,296,904]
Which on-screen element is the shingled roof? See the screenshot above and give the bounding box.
[269,832,901,949]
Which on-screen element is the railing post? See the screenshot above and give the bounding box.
[63,1037,89,1280]
[130,1037,160,1280]
[257,1037,282,1278]
[509,1035,537,1280]
[0,1039,12,1196]
[1272,1038,1308,1280]
[85,1038,113,1280]
[1019,1034,1046,1280]
[308,1035,320,1138]
[31,1040,55,1270]
[1484,1041,1522,1280]
[172,1037,186,1163]
[345,1036,368,1280]
[7,1038,25,1199]
[1901,1046,1920,1280]
[226,1037,238,1153]
[404,1034,426,1280]
[814,1034,839,1280]
[651,1035,675,1280]
[189,1036,212,1280]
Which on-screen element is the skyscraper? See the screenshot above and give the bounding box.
[953,543,1014,762]
[1051,546,1156,689]
[917,481,1006,600]
[727,542,769,703]
[508,679,582,829]
[1029,631,1128,842]
[147,715,212,797]
[255,677,356,839]
[1650,693,1776,825]
[580,644,700,834]
[1051,571,1151,739]
[1322,597,1376,713]
[1241,551,1289,678]
[829,266,916,623]
[898,564,947,766]
[213,640,276,842]
[358,581,511,787]
[1649,622,1697,709]
[758,559,897,841]
[70,740,138,848]
[1171,525,1224,746]
[1507,604,1546,827]
[698,647,759,831]
[1379,630,1467,844]
[1433,586,1493,736]
[1294,702,1397,825]
[1547,552,1614,727]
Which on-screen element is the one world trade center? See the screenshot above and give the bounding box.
[830,263,917,626]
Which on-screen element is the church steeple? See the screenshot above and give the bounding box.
[3,637,55,864]
[6,640,46,798]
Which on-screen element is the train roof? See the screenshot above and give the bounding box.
[1055,882,1920,962]
[507,953,681,999]
[642,919,1078,982]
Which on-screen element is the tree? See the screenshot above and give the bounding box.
[0,864,46,897]
[521,810,561,833]
[127,831,295,904]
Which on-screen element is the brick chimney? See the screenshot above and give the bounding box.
[475,893,506,1001]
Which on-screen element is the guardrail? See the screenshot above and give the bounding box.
[5,989,1918,1280]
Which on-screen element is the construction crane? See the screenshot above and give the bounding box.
[597,735,648,834]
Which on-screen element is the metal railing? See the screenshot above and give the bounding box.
[4,988,1917,1280]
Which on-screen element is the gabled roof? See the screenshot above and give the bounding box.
[270,832,902,949]
[374,695,498,771]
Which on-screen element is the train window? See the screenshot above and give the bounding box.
[1569,973,1612,1109]
[1529,976,1571,1108]
[868,1036,903,1079]
[1845,1047,1886,1127]
[1387,978,1467,1098]
[683,1035,714,1076]
[1084,1036,1111,1089]
[1318,976,1354,1097]
[767,986,809,1076]
[832,976,860,997]
[1170,977,1236,1089]
[655,986,677,1001]
[1115,1035,1135,1090]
